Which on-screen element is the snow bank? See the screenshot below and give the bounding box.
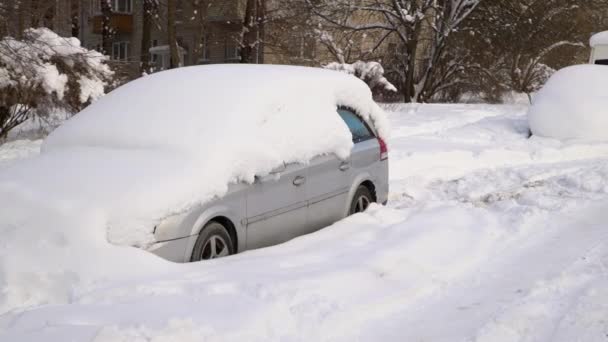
[528,65,608,141]
[590,31,608,47]
[3,104,608,340]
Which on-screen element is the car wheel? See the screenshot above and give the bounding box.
[191,221,235,261]
[349,185,373,215]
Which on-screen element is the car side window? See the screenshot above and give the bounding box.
[338,109,374,143]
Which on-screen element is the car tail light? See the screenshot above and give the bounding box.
[378,137,388,161]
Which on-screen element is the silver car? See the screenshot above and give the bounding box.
[148,107,389,262]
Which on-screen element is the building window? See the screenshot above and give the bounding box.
[149,45,187,70]
[91,0,132,14]
[225,39,241,62]
[199,34,211,63]
[91,0,101,14]
[112,41,129,60]
[113,0,133,13]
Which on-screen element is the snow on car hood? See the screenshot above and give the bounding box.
[0,65,388,247]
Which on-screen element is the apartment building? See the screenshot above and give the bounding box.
[77,0,255,76]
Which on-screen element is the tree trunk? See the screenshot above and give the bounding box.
[101,0,113,56]
[70,0,80,38]
[191,0,209,64]
[17,0,32,39]
[240,0,256,63]
[140,0,153,73]
[255,0,266,63]
[167,0,180,68]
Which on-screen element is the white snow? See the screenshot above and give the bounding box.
[6,65,388,248]
[590,31,608,47]
[0,28,112,104]
[1,103,608,341]
[528,65,608,141]
[324,61,398,92]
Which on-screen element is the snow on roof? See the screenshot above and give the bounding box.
[528,65,608,140]
[590,31,608,47]
[2,65,388,247]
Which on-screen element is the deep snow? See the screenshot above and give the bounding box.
[4,65,388,247]
[528,65,608,141]
[1,104,608,341]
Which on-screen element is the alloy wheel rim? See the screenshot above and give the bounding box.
[201,235,230,260]
[354,195,370,213]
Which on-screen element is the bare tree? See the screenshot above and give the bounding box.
[453,0,607,103]
[307,0,481,103]
[140,0,157,73]
[240,0,266,63]
[101,0,114,56]
[167,0,180,68]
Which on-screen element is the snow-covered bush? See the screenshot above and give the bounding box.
[528,65,608,141]
[324,61,397,94]
[0,28,113,140]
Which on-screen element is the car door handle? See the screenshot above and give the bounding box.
[339,162,351,171]
[293,176,306,186]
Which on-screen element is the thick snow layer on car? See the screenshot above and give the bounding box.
[528,65,608,140]
[1,65,387,249]
[590,31,608,47]
[2,104,608,340]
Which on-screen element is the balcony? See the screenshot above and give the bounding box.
[91,14,133,34]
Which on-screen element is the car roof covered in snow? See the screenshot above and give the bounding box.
[44,64,388,154]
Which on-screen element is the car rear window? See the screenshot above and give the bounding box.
[338,109,375,143]
[595,59,608,65]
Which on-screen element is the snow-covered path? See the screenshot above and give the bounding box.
[1,104,608,341]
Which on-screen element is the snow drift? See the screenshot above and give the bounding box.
[528,65,608,141]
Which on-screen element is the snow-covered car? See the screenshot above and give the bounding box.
[590,31,608,65]
[528,64,608,141]
[20,65,389,263]
[150,104,389,262]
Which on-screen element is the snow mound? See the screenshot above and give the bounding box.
[590,31,608,47]
[2,65,387,246]
[528,65,608,141]
[45,64,388,152]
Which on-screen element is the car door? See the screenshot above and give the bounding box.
[306,154,351,232]
[306,108,379,231]
[245,162,309,250]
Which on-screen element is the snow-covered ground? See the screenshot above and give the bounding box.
[1,104,608,341]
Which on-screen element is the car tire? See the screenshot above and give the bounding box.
[191,221,235,262]
[349,185,373,215]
